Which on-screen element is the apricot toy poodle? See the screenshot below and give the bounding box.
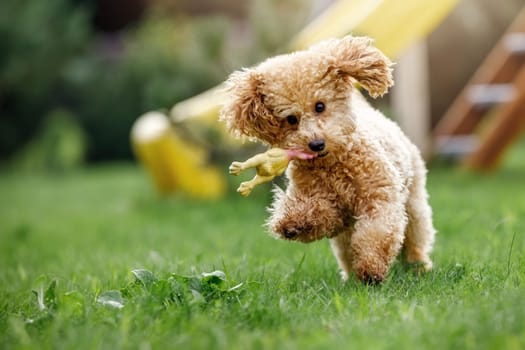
[220,36,436,283]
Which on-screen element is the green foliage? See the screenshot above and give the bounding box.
[0,0,91,159]
[0,0,313,162]
[0,0,233,162]
[98,269,243,310]
[65,14,231,161]
[11,109,86,172]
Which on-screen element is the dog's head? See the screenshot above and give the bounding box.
[220,36,393,160]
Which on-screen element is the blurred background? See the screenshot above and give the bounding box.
[0,0,524,174]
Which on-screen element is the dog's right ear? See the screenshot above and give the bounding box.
[219,69,279,142]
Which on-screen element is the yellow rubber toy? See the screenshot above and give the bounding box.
[229,148,315,196]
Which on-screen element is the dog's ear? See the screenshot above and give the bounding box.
[318,36,394,98]
[219,69,279,143]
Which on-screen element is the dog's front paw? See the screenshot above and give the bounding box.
[229,161,244,176]
[353,256,389,284]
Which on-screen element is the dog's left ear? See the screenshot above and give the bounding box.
[318,36,394,98]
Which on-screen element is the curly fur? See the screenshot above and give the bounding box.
[220,36,436,283]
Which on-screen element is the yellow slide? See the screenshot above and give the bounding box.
[131,112,225,198]
[132,0,459,198]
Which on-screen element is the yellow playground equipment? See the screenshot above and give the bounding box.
[131,0,460,198]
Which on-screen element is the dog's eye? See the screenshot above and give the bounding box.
[315,102,325,113]
[286,115,298,125]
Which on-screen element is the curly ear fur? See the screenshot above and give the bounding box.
[315,36,394,98]
[219,69,280,144]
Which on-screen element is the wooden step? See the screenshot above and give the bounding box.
[434,135,479,158]
[433,6,525,170]
[504,32,525,54]
[433,7,525,139]
[467,83,516,107]
[466,65,525,170]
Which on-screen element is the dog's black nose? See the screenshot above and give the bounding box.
[308,139,325,152]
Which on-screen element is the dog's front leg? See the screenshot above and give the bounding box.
[349,201,407,283]
[268,188,345,243]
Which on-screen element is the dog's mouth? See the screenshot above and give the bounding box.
[317,151,329,158]
[286,149,329,161]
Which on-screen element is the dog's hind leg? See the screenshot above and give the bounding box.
[403,164,435,272]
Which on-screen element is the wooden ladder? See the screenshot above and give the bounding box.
[433,6,525,170]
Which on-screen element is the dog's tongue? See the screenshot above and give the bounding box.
[286,149,317,160]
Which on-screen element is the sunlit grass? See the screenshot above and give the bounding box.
[1,140,524,349]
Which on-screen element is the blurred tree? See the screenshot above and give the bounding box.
[65,0,313,162]
[64,13,231,161]
[0,0,91,160]
[11,108,87,172]
[0,0,314,163]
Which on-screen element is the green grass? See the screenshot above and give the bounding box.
[1,143,525,350]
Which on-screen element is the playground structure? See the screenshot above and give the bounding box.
[434,6,525,170]
[133,0,508,198]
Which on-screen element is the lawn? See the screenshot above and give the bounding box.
[1,143,524,350]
